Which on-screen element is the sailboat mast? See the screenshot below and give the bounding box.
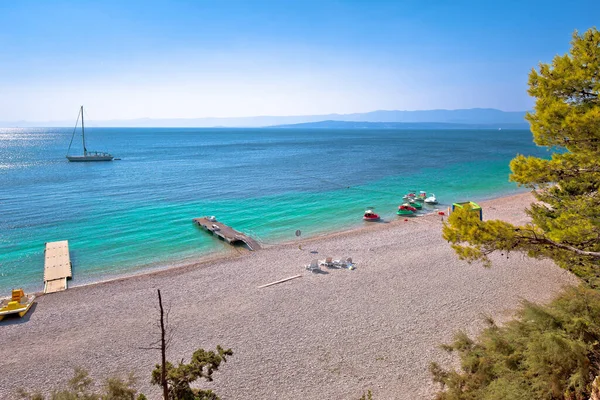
[81,106,87,155]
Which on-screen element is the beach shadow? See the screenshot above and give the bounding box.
[0,302,38,326]
[309,269,329,275]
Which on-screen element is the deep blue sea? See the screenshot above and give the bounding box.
[0,127,546,293]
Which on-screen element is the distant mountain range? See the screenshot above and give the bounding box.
[270,120,528,130]
[1,108,528,128]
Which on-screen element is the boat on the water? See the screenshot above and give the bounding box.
[415,191,427,202]
[0,289,35,321]
[424,194,438,204]
[66,106,114,162]
[408,199,423,209]
[402,191,416,201]
[363,209,380,221]
[397,204,417,216]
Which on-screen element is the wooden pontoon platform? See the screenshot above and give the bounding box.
[193,217,261,251]
[44,240,72,294]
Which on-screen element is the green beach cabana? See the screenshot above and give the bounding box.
[452,201,482,220]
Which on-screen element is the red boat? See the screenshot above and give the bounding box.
[363,209,380,221]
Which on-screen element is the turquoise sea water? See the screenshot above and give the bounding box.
[0,127,545,293]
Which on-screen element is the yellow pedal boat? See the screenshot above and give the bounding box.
[0,289,35,321]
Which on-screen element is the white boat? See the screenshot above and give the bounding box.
[66,106,114,162]
[424,194,438,204]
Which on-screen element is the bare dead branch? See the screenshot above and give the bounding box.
[158,289,169,400]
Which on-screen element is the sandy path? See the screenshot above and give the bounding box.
[0,192,578,399]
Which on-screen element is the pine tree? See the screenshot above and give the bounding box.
[433,27,600,399]
[150,346,233,400]
[443,28,600,286]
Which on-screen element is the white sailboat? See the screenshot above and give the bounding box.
[66,106,113,162]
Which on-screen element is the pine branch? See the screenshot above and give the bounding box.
[515,232,600,258]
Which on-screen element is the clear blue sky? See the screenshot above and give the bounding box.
[1,0,598,121]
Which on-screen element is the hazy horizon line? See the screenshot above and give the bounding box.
[0,107,530,123]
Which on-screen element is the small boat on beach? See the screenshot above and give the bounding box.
[424,194,438,204]
[0,289,35,321]
[66,106,114,162]
[363,209,380,221]
[397,204,417,216]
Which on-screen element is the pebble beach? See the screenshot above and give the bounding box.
[0,192,578,399]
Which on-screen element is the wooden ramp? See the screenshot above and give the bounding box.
[193,217,261,251]
[44,240,72,294]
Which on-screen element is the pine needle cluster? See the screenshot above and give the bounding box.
[431,286,600,399]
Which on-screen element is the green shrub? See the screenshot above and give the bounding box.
[431,286,600,399]
[358,390,373,400]
[151,345,233,400]
[17,368,142,400]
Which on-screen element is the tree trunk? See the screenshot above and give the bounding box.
[591,376,600,400]
[158,289,169,400]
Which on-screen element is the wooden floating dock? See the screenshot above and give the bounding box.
[44,240,72,294]
[193,217,261,251]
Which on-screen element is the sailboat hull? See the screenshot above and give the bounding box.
[66,155,114,162]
